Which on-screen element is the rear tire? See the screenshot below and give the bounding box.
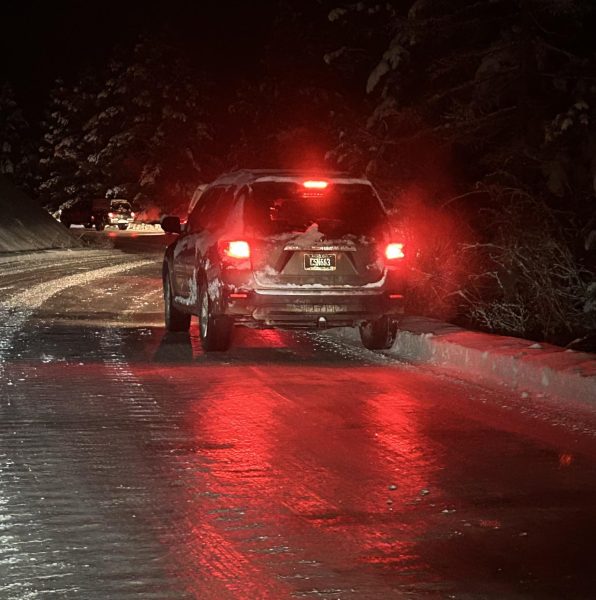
[359,316,398,350]
[164,272,191,332]
[95,220,106,231]
[62,220,71,228]
[118,224,128,231]
[199,285,233,351]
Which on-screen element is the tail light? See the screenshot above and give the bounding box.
[220,240,251,260]
[108,212,114,218]
[385,243,405,260]
[130,212,135,218]
[303,180,328,190]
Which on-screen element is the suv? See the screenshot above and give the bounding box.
[106,199,135,230]
[161,170,406,351]
[60,198,109,230]
[60,198,135,231]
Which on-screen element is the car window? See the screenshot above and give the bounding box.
[209,186,236,229]
[110,200,131,211]
[187,187,223,232]
[245,182,388,238]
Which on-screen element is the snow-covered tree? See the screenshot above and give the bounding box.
[37,76,99,210]
[37,37,215,213]
[0,83,34,190]
[326,0,596,204]
[325,0,596,342]
[81,37,214,211]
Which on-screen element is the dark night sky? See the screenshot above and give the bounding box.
[1,1,276,116]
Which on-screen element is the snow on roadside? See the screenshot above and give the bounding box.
[322,317,596,408]
[0,176,79,253]
[0,259,154,385]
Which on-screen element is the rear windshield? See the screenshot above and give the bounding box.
[110,200,131,210]
[246,182,387,238]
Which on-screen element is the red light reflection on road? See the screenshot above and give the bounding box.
[166,365,441,594]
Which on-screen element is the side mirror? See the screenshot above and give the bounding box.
[160,215,181,234]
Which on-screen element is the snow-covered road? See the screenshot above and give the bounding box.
[1,247,596,598]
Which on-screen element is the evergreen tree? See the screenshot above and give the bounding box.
[0,83,34,191]
[37,76,99,210]
[327,0,596,210]
[82,37,214,211]
[326,1,596,340]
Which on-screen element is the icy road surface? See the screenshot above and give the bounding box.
[2,246,596,599]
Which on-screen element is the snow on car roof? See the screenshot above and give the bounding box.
[209,169,373,188]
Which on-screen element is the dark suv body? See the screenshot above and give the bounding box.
[161,170,406,351]
[60,198,109,230]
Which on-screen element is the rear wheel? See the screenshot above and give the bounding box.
[359,316,398,350]
[164,271,191,332]
[199,285,233,351]
[95,220,106,231]
[61,220,71,228]
[118,224,128,231]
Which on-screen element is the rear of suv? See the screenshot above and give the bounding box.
[161,170,406,351]
[107,199,135,230]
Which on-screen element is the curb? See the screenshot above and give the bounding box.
[324,316,596,406]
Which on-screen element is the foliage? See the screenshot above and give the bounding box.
[387,185,478,321]
[38,38,215,213]
[326,0,596,342]
[38,76,100,209]
[459,187,596,343]
[0,84,34,191]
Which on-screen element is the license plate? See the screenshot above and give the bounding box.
[287,304,349,314]
[304,253,336,271]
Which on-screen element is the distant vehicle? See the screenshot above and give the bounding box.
[60,198,135,231]
[107,199,135,230]
[161,169,406,351]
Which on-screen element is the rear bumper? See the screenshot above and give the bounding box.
[222,288,404,328]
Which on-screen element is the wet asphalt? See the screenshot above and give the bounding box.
[1,233,596,599]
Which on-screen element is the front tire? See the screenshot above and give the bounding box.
[359,316,398,350]
[164,271,191,332]
[199,285,233,351]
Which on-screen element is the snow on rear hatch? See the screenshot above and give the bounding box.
[246,181,388,288]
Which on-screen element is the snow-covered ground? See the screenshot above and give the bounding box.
[0,177,80,253]
[325,317,596,407]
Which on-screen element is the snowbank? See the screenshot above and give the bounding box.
[324,316,596,406]
[0,177,80,253]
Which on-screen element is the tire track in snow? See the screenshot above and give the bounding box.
[0,270,177,599]
[94,292,292,598]
[0,259,154,385]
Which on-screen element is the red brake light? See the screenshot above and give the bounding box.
[303,180,328,190]
[223,240,251,259]
[385,243,405,260]
[130,211,135,218]
[108,212,114,218]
